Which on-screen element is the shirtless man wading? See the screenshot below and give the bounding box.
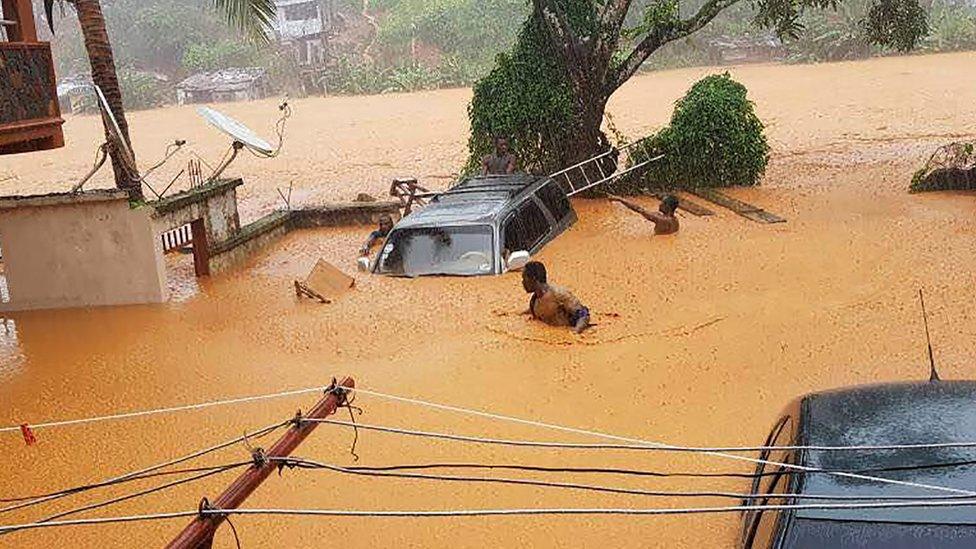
[608,193,680,235]
[522,261,590,334]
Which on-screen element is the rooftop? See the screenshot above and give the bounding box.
[0,189,129,210]
[176,68,267,92]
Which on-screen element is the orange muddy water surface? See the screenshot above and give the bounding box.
[1,52,975,548]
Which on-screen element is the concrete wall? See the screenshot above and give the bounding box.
[209,211,291,274]
[290,201,401,229]
[0,192,167,312]
[150,179,242,244]
[207,202,401,274]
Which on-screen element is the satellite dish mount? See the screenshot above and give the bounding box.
[197,100,290,184]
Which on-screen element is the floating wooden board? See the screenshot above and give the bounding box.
[295,258,355,303]
[688,188,786,224]
[652,192,715,216]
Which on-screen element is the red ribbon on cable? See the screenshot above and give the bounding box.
[20,423,36,446]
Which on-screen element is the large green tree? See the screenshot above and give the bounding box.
[469,0,929,175]
[44,0,277,200]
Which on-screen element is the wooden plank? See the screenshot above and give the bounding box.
[688,188,786,224]
[651,192,715,216]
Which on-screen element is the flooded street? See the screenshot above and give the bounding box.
[1,52,976,547]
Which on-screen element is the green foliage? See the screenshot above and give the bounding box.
[616,73,769,193]
[118,68,170,111]
[622,0,680,40]
[210,0,277,43]
[862,0,929,51]
[463,11,575,175]
[182,40,262,72]
[322,55,482,94]
[377,0,524,63]
[464,0,603,175]
[910,142,976,192]
[44,0,268,77]
[919,0,976,52]
[784,2,877,62]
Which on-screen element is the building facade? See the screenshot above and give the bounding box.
[272,0,337,67]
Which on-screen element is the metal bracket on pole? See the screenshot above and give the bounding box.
[207,141,245,185]
[166,376,355,548]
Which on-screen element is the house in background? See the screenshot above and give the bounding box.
[176,68,269,105]
[56,75,94,114]
[272,0,339,92]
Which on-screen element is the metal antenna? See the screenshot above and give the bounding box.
[918,289,940,382]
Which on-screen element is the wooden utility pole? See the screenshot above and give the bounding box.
[166,377,355,548]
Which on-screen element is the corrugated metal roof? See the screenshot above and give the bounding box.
[176,68,267,92]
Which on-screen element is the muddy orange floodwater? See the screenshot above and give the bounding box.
[1,52,975,548]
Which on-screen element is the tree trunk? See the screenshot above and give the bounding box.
[548,83,616,195]
[73,0,143,201]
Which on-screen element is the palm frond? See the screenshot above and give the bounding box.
[211,0,277,43]
[44,0,56,33]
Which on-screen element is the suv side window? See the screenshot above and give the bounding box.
[504,199,551,253]
[535,181,572,223]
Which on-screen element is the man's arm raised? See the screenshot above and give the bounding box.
[607,194,665,224]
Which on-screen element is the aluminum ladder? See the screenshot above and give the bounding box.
[548,140,664,196]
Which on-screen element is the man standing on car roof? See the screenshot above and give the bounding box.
[482,136,516,175]
[359,214,394,257]
[607,193,680,235]
[522,261,590,334]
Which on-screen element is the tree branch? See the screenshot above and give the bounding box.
[608,0,741,93]
[595,0,634,65]
[532,0,590,83]
[532,0,582,56]
[602,0,634,31]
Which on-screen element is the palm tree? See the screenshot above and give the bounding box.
[45,0,276,201]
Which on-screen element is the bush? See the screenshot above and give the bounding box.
[463,2,591,175]
[910,141,976,192]
[613,73,769,193]
[119,69,170,111]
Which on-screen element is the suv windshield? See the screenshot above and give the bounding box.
[375,225,494,276]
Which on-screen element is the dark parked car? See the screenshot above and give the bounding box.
[742,380,976,549]
[369,174,576,277]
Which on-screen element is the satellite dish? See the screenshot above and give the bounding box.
[198,106,274,156]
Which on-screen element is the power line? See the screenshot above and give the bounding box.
[340,459,976,481]
[314,418,976,453]
[0,464,247,537]
[10,499,976,534]
[274,456,976,502]
[7,383,976,454]
[1,463,249,503]
[0,511,199,534]
[341,387,976,497]
[0,420,288,515]
[201,499,976,518]
[0,387,325,434]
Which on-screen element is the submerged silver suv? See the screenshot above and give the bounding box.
[370,174,577,277]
